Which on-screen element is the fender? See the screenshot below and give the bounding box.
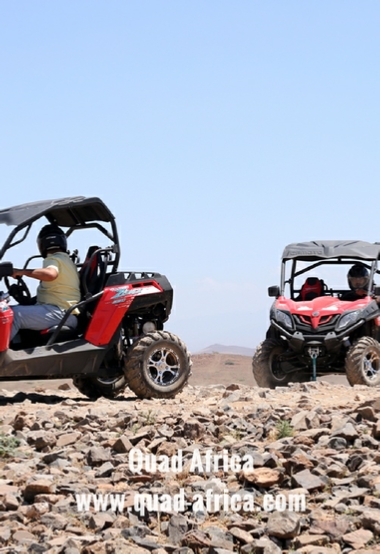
[0,302,13,353]
[84,281,163,346]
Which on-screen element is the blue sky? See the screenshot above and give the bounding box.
[1,1,380,352]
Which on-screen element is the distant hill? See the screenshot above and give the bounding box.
[198,344,255,356]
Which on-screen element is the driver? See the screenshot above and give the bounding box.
[10,224,80,342]
[340,263,372,301]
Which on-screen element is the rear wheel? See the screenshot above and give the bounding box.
[72,374,127,400]
[345,337,380,386]
[124,331,192,399]
[252,339,305,388]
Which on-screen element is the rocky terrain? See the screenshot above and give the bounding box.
[0,375,378,553]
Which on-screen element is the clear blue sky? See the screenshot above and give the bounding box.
[1,1,379,352]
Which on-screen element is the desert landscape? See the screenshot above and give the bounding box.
[0,351,377,552]
[0,352,350,394]
[190,352,350,388]
[0,218,363,553]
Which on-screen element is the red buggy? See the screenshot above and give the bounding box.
[0,197,192,399]
[253,241,380,388]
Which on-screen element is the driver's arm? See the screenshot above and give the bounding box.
[12,267,58,282]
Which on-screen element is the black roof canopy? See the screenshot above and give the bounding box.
[282,241,380,261]
[0,197,115,228]
[0,196,120,266]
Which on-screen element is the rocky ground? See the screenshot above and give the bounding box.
[0,377,378,553]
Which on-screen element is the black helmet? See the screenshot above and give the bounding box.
[37,224,67,258]
[347,263,369,291]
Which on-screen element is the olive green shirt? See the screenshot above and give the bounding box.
[37,252,80,313]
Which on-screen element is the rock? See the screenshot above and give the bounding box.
[4,493,19,510]
[40,512,69,530]
[56,432,81,447]
[360,510,380,534]
[266,511,301,539]
[182,530,211,549]
[205,526,234,550]
[156,441,178,457]
[183,419,205,439]
[327,437,347,450]
[86,446,112,466]
[239,468,283,487]
[13,529,36,544]
[0,368,379,553]
[283,453,314,474]
[24,478,56,501]
[342,528,373,549]
[245,537,282,553]
[168,514,189,545]
[0,484,19,496]
[0,526,11,543]
[332,422,359,442]
[292,469,325,491]
[12,411,35,430]
[228,527,254,544]
[372,419,380,440]
[293,534,329,548]
[357,406,377,421]
[89,512,115,530]
[309,517,350,540]
[58,383,72,391]
[358,397,380,413]
[291,410,309,431]
[28,430,57,450]
[95,461,114,478]
[25,501,50,519]
[113,436,133,453]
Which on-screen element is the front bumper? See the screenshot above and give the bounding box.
[270,318,365,353]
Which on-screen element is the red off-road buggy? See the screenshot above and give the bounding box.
[0,197,192,399]
[252,240,380,388]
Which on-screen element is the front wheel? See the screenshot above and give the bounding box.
[345,337,380,386]
[124,331,192,399]
[252,339,305,388]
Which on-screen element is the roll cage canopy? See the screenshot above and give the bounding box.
[282,241,380,262]
[0,196,120,270]
[279,241,380,299]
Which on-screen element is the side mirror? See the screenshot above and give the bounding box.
[0,262,13,278]
[268,285,280,297]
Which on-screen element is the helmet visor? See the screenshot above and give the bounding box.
[348,275,369,290]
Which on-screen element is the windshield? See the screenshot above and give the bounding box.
[283,259,379,299]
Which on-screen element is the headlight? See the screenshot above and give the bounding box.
[275,310,293,329]
[336,310,359,331]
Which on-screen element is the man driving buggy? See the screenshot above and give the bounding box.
[340,263,380,303]
[9,224,80,342]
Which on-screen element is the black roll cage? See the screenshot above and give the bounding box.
[0,199,121,274]
[0,197,123,345]
[280,258,380,299]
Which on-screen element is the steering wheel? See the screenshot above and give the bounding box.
[4,276,32,305]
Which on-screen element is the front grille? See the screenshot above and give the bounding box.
[297,314,335,326]
[293,314,340,334]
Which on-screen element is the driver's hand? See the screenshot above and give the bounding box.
[12,269,24,278]
[355,288,367,296]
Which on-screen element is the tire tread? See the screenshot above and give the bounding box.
[124,331,192,399]
[345,336,380,386]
